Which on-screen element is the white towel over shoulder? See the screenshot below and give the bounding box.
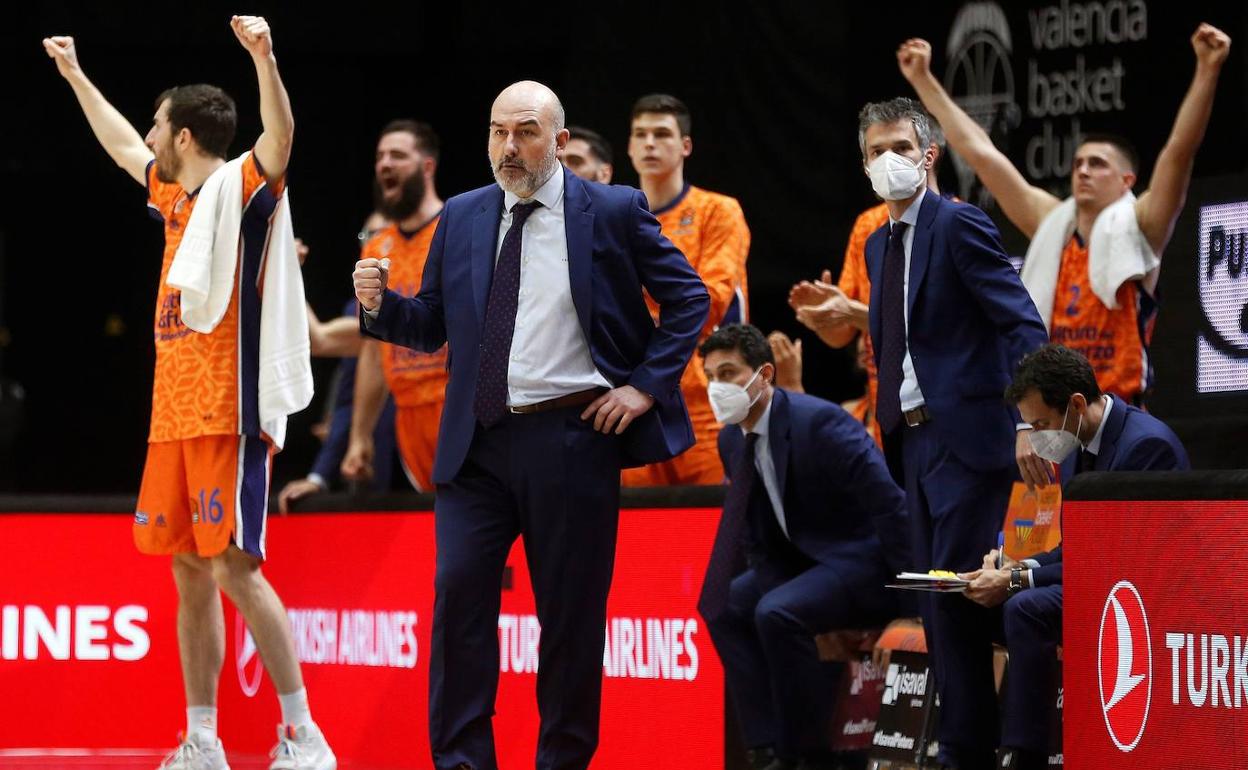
[1020,191,1158,331]
[167,155,247,332]
[166,152,313,449]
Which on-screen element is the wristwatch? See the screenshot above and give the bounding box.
[1008,567,1025,596]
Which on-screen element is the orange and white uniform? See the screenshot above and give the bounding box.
[622,184,750,486]
[837,204,890,449]
[135,155,285,559]
[1049,235,1156,402]
[361,218,448,490]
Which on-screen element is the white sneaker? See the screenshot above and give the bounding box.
[157,732,231,770]
[268,723,337,770]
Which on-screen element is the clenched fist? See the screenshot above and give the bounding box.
[231,15,274,59]
[1192,23,1231,70]
[42,36,83,80]
[896,38,934,84]
[353,258,391,312]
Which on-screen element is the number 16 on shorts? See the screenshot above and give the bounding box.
[193,488,224,524]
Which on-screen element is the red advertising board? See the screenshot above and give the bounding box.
[1064,499,1248,770]
[0,508,723,769]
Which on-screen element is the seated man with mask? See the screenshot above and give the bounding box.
[960,344,1189,770]
[697,323,911,770]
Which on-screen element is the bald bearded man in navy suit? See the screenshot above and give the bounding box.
[354,81,709,770]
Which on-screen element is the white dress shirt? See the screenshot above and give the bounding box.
[889,189,928,412]
[500,168,611,406]
[365,168,611,406]
[1084,394,1113,456]
[742,395,789,538]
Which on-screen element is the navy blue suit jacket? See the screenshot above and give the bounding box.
[363,169,710,483]
[866,191,1048,469]
[1032,395,1190,586]
[718,388,911,575]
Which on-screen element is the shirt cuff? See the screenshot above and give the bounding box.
[1022,558,1041,569]
[1025,569,1035,589]
[306,473,328,491]
[362,305,381,326]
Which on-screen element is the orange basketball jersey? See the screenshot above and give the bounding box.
[653,184,750,410]
[360,219,449,407]
[625,185,749,486]
[1049,236,1155,402]
[654,184,751,339]
[145,155,284,442]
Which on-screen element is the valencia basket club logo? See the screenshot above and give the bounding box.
[1098,580,1151,752]
[944,1,1022,210]
[235,611,266,698]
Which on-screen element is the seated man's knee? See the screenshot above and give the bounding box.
[753,593,798,634]
[1003,589,1053,637]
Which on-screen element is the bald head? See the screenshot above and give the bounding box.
[493,80,565,131]
[488,80,569,197]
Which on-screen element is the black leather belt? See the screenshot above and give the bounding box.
[508,387,608,415]
[903,405,932,427]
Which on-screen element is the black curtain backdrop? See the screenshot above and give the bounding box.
[3,1,1245,492]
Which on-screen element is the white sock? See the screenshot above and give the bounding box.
[186,706,218,744]
[278,687,313,729]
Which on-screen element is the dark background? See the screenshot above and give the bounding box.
[2,0,1246,492]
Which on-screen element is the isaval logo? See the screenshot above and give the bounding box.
[882,661,928,706]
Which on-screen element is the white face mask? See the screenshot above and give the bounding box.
[867,150,927,201]
[708,368,764,425]
[1029,402,1084,463]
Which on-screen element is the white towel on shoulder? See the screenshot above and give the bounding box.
[168,155,247,333]
[166,151,312,449]
[1021,191,1158,331]
[257,190,313,449]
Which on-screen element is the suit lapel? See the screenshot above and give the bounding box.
[768,389,791,504]
[470,187,505,329]
[907,191,939,315]
[563,169,595,342]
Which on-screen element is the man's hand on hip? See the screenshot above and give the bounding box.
[581,385,655,435]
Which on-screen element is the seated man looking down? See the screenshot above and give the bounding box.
[961,344,1189,770]
[698,323,911,770]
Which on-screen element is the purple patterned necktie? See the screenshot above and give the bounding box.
[698,432,760,621]
[473,199,541,428]
[875,222,909,434]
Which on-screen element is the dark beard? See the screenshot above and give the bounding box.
[154,149,181,183]
[373,172,425,222]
